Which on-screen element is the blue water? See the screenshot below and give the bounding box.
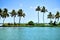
[0,27,60,40]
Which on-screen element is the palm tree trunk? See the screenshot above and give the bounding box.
[50,18,51,22]
[55,18,56,22]
[14,16,15,26]
[38,11,39,24]
[19,17,21,25]
[43,13,44,24]
[3,18,5,25]
[57,18,59,23]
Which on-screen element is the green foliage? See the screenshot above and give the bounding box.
[48,12,52,18]
[18,9,23,16]
[36,6,40,11]
[55,11,59,19]
[0,8,2,13]
[41,6,47,13]
[28,21,34,25]
[0,8,2,17]
[10,10,16,17]
[1,8,9,18]
[55,11,60,22]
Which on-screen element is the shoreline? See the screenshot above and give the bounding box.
[0,23,60,27]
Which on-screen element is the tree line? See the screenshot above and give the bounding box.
[0,8,25,25]
[0,6,60,25]
[36,6,60,25]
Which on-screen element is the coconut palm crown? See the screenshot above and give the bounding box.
[0,8,2,18]
[48,12,53,22]
[55,11,60,22]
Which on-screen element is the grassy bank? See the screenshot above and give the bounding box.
[1,23,60,27]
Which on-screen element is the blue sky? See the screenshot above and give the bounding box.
[0,0,60,23]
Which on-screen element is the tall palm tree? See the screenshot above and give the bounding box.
[41,6,47,24]
[2,8,9,24]
[36,6,40,24]
[47,12,53,23]
[10,10,16,25]
[55,11,60,22]
[17,9,25,24]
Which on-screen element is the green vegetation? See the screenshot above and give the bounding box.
[2,23,60,27]
[0,6,60,27]
[2,21,60,27]
[27,21,34,26]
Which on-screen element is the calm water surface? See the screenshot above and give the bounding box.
[0,27,60,40]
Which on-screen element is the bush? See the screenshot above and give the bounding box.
[28,21,34,25]
[2,24,6,27]
[8,23,11,25]
[58,22,60,25]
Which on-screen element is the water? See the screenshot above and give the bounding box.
[0,27,60,40]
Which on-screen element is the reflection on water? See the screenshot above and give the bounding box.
[0,27,60,40]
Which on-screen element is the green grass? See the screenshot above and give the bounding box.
[1,23,60,27]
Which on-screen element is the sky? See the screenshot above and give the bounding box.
[0,0,60,23]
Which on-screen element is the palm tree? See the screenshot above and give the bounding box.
[10,10,16,25]
[0,8,2,17]
[41,6,47,24]
[0,9,2,24]
[0,9,2,19]
[47,12,53,23]
[55,11,60,22]
[36,6,40,24]
[2,8,9,25]
[17,9,25,24]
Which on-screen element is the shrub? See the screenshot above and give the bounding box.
[28,21,34,25]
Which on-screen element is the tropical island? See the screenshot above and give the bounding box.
[0,6,60,27]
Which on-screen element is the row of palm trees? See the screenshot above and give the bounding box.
[0,8,25,25]
[36,6,47,24]
[48,11,60,23]
[0,6,60,25]
[36,6,60,24]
